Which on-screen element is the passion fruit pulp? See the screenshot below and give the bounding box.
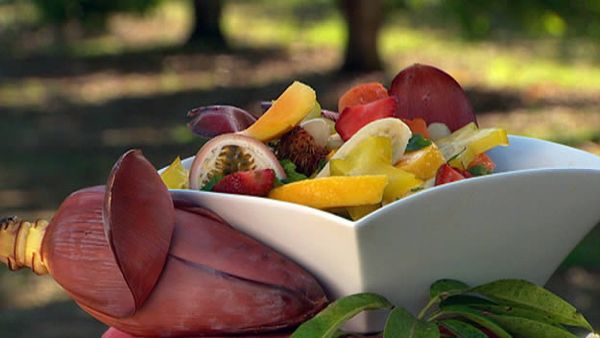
[189,134,286,190]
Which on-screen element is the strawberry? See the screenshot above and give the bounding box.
[212,169,275,196]
[435,164,466,186]
[335,96,398,141]
[467,153,496,175]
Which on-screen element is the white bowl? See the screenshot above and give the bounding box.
[170,136,600,332]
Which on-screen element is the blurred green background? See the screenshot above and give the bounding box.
[1,0,600,337]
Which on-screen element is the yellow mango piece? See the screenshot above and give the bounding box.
[347,204,380,221]
[268,175,388,209]
[239,81,316,142]
[395,143,446,180]
[160,157,189,189]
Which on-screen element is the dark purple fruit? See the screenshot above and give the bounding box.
[187,105,257,138]
[389,64,477,131]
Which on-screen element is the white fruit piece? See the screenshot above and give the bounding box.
[427,122,451,141]
[300,118,330,148]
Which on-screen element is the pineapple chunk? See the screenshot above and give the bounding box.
[395,143,445,180]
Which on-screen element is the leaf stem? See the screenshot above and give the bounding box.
[417,296,440,320]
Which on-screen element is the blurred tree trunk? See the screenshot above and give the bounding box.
[339,0,383,72]
[187,0,227,48]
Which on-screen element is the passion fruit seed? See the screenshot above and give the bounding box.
[207,145,257,180]
[189,134,286,190]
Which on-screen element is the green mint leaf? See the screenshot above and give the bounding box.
[384,307,439,338]
[406,134,432,152]
[439,319,488,338]
[471,279,593,331]
[431,305,512,338]
[291,293,393,338]
[430,279,470,300]
[490,314,577,338]
[467,164,492,176]
[316,158,328,173]
[201,174,223,191]
[280,159,308,183]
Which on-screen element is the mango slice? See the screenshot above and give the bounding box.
[239,81,316,142]
[395,143,445,180]
[347,204,380,221]
[330,136,423,203]
[268,175,388,209]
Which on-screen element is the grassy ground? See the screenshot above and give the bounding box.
[1,1,599,337]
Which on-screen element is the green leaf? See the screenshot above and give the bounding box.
[406,134,433,152]
[201,174,223,191]
[490,314,578,338]
[432,305,512,338]
[430,279,470,300]
[291,293,393,338]
[471,304,562,326]
[467,164,492,176]
[471,279,593,330]
[384,307,440,338]
[439,319,487,338]
[439,295,496,308]
[280,159,308,183]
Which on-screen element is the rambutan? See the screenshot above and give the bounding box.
[275,126,328,175]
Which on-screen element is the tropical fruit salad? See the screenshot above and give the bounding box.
[160,64,509,220]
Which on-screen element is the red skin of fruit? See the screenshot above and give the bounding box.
[213,169,276,196]
[389,64,477,131]
[435,164,466,186]
[335,96,398,141]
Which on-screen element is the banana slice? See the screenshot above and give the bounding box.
[316,118,412,177]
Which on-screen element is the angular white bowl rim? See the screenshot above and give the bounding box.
[166,135,600,332]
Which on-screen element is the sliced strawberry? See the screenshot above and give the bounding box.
[338,82,389,113]
[435,164,466,186]
[467,153,496,175]
[213,169,275,196]
[335,96,398,141]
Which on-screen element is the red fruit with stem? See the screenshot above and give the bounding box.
[389,64,477,131]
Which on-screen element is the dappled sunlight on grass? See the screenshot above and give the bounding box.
[479,108,600,145]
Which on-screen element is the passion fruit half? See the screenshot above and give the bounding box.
[189,134,286,190]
